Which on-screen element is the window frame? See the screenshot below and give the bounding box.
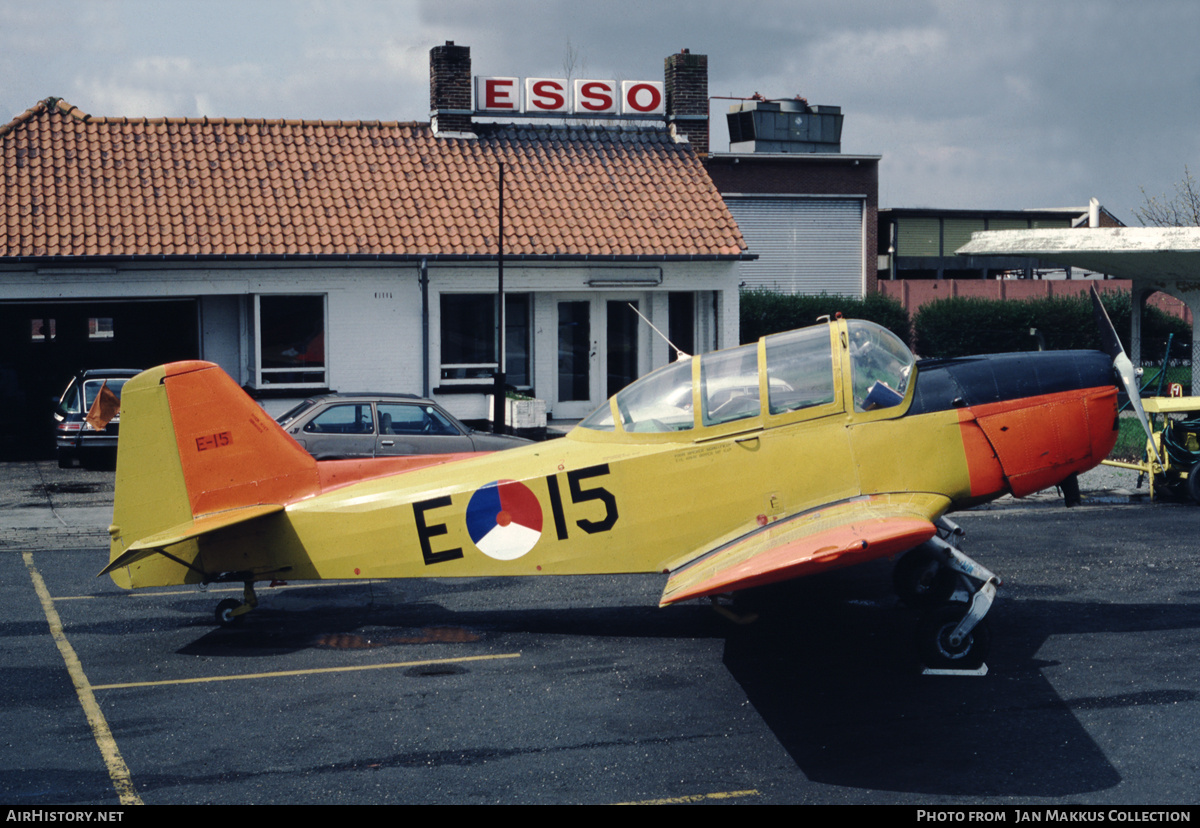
[438,292,531,390]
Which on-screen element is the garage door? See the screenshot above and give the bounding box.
[727,197,864,296]
[0,299,198,458]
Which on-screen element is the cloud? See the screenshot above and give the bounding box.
[2,0,1197,222]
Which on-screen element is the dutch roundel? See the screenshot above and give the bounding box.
[465,479,544,560]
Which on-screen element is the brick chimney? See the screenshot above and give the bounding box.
[430,41,474,136]
[664,49,708,155]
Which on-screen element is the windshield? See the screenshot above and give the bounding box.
[276,399,318,426]
[580,357,694,433]
[847,321,914,411]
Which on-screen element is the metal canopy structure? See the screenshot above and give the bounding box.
[958,227,1200,386]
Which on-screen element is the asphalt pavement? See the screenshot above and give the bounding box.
[3,459,1199,807]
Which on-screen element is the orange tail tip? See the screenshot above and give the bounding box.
[159,360,319,515]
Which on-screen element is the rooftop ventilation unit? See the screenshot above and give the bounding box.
[727,99,842,153]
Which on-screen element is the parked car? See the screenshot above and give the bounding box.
[276,393,532,459]
[53,369,141,468]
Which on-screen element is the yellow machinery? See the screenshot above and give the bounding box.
[1104,395,1200,502]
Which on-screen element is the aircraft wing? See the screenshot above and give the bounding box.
[659,493,949,606]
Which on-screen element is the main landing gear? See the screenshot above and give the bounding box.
[893,517,1000,673]
[213,581,259,627]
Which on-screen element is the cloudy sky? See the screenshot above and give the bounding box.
[3,0,1197,224]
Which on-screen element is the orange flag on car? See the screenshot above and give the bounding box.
[85,381,120,431]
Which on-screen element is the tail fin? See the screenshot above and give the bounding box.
[106,361,319,588]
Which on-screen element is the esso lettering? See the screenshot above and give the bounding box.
[476,77,519,112]
[621,81,665,115]
[575,80,617,113]
[526,78,567,112]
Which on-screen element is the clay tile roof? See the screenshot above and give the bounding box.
[2,98,745,260]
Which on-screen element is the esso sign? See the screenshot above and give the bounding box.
[475,76,665,117]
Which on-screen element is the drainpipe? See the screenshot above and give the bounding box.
[420,257,430,397]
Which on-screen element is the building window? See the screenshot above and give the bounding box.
[88,317,114,340]
[257,294,326,386]
[440,294,530,388]
[30,318,56,342]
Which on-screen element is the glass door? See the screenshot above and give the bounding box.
[555,300,595,419]
[553,296,643,419]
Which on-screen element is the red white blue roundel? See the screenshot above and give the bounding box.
[465,479,543,560]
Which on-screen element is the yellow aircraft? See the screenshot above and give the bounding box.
[102,290,1134,670]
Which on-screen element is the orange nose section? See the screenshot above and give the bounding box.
[959,386,1119,499]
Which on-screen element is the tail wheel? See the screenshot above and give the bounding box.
[917,603,990,670]
[215,598,244,628]
[893,545,957,608]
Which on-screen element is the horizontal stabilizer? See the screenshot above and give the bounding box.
[101,504,284,575]
[660,493,947,605]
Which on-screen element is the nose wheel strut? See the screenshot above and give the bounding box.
[894,517,1000,673]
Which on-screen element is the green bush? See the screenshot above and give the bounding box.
[740,289,912,346]
[913,290,1190,363]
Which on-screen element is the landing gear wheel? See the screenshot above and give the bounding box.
[893,546,957,608]
[917,603,990,670]
[215,598,244,628]
[1187,462,1200,505]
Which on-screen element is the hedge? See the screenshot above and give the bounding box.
[912,291,1190,363]
[739,288,1190,367]
[740,289,912,345]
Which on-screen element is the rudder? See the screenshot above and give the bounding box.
[107,361,319,588]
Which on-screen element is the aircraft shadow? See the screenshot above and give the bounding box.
[165,566,1200,798]
[174,575,723,656]
[720,561,1200,797]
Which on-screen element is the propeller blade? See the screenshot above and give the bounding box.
[1090,285,1161,465]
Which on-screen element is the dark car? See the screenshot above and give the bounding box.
[276,393,532,459]
[53,369,141,468]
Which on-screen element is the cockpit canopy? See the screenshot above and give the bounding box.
[579,320,914,435]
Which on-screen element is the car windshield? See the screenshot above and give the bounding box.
[277,399,317,426]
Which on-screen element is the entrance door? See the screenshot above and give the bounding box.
[553,296,643,419]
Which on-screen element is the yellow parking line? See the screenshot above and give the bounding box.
[614,789,760,805]
[23,552,144,806]
[92,652,521,690]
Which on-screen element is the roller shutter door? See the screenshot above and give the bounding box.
[727,197,863,296]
